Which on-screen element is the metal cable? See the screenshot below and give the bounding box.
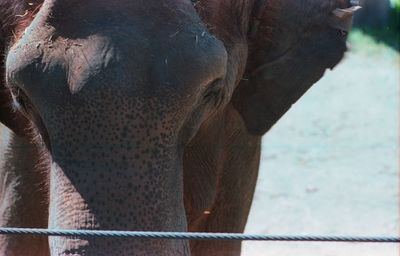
[0,228,399,243]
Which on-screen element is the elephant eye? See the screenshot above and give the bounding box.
[191,0,200,5]
[203,78,225,107]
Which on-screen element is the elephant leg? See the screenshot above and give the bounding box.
[0,128,49,256]
[188,117,262,256]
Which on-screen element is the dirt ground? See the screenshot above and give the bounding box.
[242,31,400,256]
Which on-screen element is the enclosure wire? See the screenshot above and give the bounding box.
[0,228,399,243]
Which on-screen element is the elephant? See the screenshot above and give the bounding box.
[0,0,359,255]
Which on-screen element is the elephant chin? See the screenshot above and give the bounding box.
[47,150,189,255]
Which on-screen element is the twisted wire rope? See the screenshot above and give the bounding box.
[0,228,399,243]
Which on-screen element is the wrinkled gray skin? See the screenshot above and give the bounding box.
[0,128,49,256]
[0,0,352,255]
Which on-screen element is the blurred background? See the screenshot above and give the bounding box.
[243,1,400,255]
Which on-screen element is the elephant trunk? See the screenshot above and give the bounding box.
[48,143,189,255]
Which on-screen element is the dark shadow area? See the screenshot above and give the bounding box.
[354,1,400,51]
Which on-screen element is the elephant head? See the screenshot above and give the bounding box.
[1,0,358,255]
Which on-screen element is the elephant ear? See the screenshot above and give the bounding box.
[0,15,29,136]
[232,0,360,136]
